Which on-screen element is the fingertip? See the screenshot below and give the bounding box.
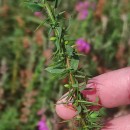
[55,98,77,120]
[84,67,130,108]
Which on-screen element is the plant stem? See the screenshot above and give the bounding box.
[66,57,74,84]
[45,1,87,127]
[43,1,103,129]
[45,2,59,37]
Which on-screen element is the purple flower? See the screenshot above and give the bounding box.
[84,1,89,8]
[34,11,42,17]
[76,38,91,54]
[77,10,88,20]
[75,1,89,12]
[75,1,94,20]
[37,120,49,130]
[75,2,85,12]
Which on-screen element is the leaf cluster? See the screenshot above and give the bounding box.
[24,0,105,129]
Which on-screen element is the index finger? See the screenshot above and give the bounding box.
[85,67,130,108]
[56,67,130,120]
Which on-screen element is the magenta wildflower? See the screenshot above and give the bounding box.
[75,2,85,12]
[77,10,88,20]
[75,1,89,12]
[84,1,89,8]
[75,1,89,20]
[37,120,49,130]
[34,11,42,17]
[76,38,91,54]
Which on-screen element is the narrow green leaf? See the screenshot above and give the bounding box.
[54,0,61,8]
[48,28,53,35]
[52,72,69,80]
[70,55,79,70]
[75,75,85,78]
[45,67,65,74]
[54,0,58,8]
[24,2,43,11]
[50,37,57,41]
[90,112,99,118]
[65,45,74,56]
[54,39,60,51]
[99,108,106,116]
[72,83,78,88]
[35,19,49,32]
[77,105,82,114]
[56,27,62,41]
[64,84,70,88]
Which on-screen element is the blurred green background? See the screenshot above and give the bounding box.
[0,0,130,130]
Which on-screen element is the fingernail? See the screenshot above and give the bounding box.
[82,83,101,104]
[81,83,96,97]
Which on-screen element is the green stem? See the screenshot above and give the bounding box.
[43,1,103,129]
[44,1,87,127]
[45,2,59,37]
[45,2,55,24]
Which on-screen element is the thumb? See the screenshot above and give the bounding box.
[102,114,130,130]
[55,95,77,120]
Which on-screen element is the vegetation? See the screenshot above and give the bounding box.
[0,0,130,129]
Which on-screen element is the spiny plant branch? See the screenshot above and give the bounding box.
[44,2,104,129]
[24,0,105,129]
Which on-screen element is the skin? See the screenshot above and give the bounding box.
[56,67,130,130]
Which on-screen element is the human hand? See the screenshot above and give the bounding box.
[56,67,130,130]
